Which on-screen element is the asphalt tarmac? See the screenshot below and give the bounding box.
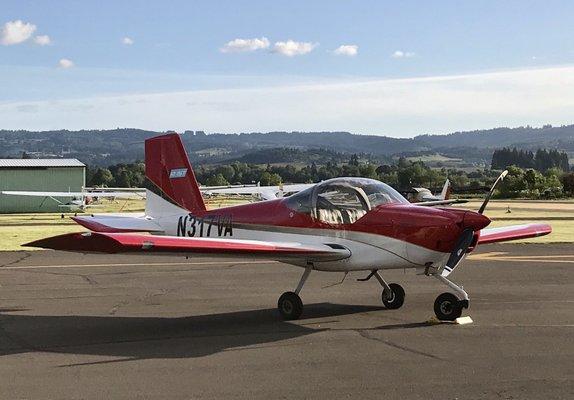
[0,244,572,399]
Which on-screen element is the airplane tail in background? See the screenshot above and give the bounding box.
[439,179,451,200]
[145,133,206,214]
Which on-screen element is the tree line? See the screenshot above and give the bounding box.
[492,147,569,172]
[85,154,574,199]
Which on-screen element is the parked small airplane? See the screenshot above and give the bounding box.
[2,182,310,211]
[0,189,146,211]
[27,133,552,321]
[202,183,315,201]
[405,179,452,203]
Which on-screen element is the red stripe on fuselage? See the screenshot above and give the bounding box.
[193,199,485,253]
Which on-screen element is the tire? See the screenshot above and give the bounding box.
[278,291,303,320]
[434,292,463,321]
[382,283,405,310]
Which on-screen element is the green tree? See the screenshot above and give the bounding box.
[205,173,229,186]
[90,168,114,187]
[498,166,527,198]
[561,172,574,196]
[259,171,282,186]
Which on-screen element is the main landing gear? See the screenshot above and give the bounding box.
[358,270,405,310]
[277,267,467,321]
[278,266,312,320]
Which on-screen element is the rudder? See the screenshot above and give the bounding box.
[145,133,206,213]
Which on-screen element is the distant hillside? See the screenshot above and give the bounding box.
[1,124,574,167]
[228,147,387,165]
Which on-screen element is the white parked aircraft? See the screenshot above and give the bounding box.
[202,183,315,201]
[0,189,146,212]
[407,179,453,203]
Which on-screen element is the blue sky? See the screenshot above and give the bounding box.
[2,0,574,136]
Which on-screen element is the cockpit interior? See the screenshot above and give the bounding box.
[286,178,408,225]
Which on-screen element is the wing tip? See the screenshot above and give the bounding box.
[23,232,123,253]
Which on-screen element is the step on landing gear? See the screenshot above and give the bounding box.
[278,266,312,320]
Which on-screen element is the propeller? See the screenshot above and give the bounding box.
[442,228,474,275]
[478,170,508,214]
[441,170,508,277]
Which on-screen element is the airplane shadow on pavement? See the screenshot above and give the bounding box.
[0,303,417,364]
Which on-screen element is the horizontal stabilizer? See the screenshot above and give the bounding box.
[71,215,164,233]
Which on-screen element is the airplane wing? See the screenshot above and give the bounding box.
[415,199,468,207]
[24,232,351,262]
[1,190,86,197]
[1,190,145,199]
[203,184,314,200]
[420,194,441,202]
[477,223,552,245]
[200,184,257,190]
[203,186,278,200]
[84,191,146,198]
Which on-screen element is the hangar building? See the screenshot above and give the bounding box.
[0,159,85,213]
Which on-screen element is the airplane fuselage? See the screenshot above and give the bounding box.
[78,195,487,273]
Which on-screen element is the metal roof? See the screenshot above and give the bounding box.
[0,159,85,168]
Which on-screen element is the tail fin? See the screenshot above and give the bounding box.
[439,179,451,200]
[145,133,206,213]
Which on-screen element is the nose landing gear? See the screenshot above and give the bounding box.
[432,275,469,321]
[434,292,463,321]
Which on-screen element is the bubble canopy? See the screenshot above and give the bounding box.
[285,177,408,224]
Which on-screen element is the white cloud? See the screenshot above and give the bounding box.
[33,35,51,46]
[391,50,415,59]
[220,37,269,53]
[273,40,317,57]
[122,37,134,45]
[58,58,74,69]
[1,20,36,45]
[333,44,358,57]
[3,66,574,136]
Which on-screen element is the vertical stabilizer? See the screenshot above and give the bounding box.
[439,179,451,200]
[145,133,206,213]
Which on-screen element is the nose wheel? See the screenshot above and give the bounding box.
[434,292,463,321]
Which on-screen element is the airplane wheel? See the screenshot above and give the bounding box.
[434,292,463,321]
[278,291,303,320]
[382,283,405,309]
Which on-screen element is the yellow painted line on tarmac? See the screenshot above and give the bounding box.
[0,260,278,270]
[473,324,574,328]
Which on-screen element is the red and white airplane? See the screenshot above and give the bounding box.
[27,134,552,321]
